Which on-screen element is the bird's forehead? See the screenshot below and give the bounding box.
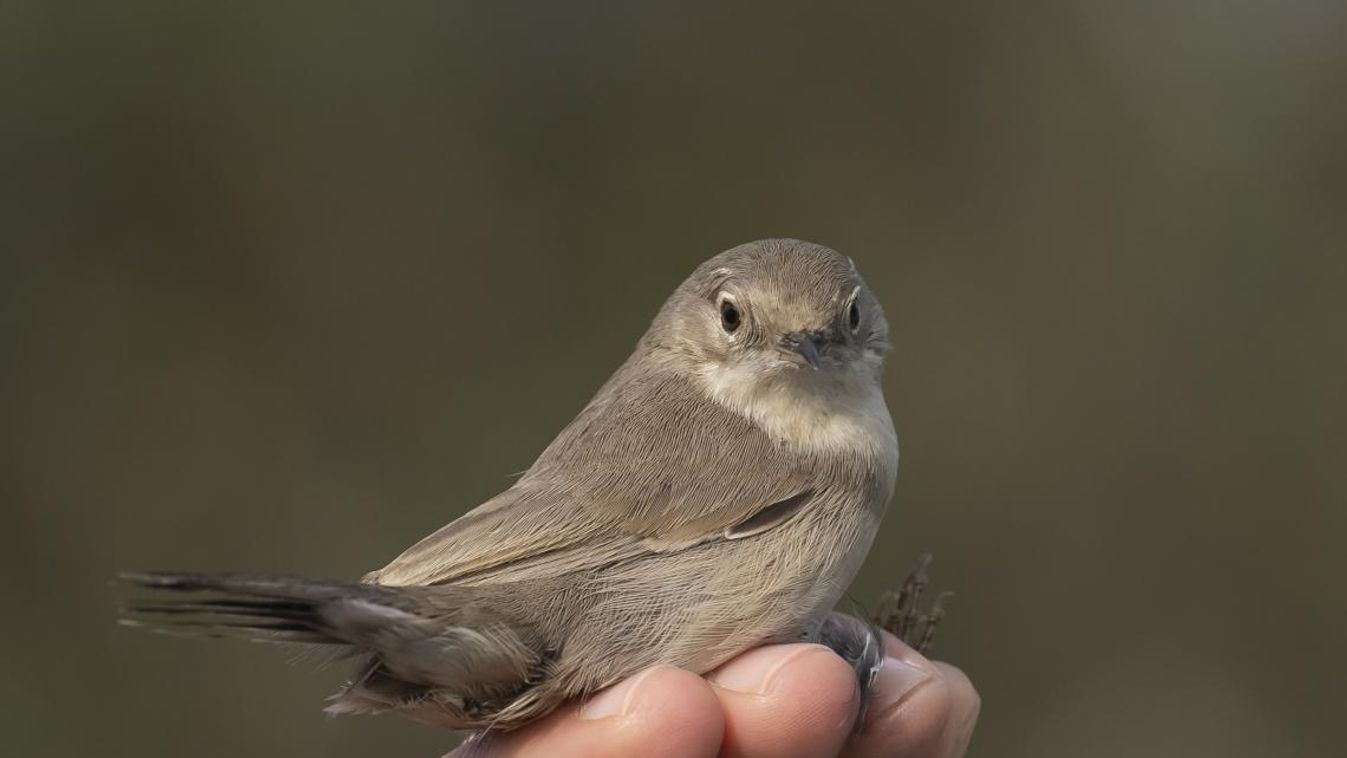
[729,266,855,322]
[681,240,864,327]
[742,284,841,326]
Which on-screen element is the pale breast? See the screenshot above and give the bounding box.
[697,361,899,489]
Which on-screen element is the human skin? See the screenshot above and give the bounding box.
[447,630,979,758]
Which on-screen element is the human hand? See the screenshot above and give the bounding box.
[447,630,979,758]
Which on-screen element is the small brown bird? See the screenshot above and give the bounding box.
[123,239,940,731]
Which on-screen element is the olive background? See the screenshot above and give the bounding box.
[4,3,1345,757]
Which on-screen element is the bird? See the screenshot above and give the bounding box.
[121,238,929,732]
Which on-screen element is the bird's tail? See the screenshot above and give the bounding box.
[118,571,407,644]
[117,571,549,728]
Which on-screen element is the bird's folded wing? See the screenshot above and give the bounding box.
[367,370,817,588]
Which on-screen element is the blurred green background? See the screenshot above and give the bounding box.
[4,2,1345,757]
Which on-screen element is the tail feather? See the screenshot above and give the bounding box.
[117,570,555,729]
[118,571,386,646]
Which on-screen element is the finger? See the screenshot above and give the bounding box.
[707,643,861,758]
[846,632,978,758]
[931,662,980,758]
[447,665,724,758]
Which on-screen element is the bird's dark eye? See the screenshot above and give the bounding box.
[720,300,741,333]
[848,300,861,332]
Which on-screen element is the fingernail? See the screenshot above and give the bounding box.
[870,656,931,715]
[579,667,657,720]
[708,644,829,695]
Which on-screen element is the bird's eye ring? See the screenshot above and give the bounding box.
[848,299,861,333]
[720,299,741,334]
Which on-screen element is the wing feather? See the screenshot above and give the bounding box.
[368,365,813,587]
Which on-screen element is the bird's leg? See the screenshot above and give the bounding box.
[813,611,886,725]
[872,553,952,656]
[812,554,954,726]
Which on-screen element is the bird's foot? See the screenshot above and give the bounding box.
[813,611,886,727]
[872,553,952,656]
[813,554,954,726]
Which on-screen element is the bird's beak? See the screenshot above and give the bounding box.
[780,331,823,369]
